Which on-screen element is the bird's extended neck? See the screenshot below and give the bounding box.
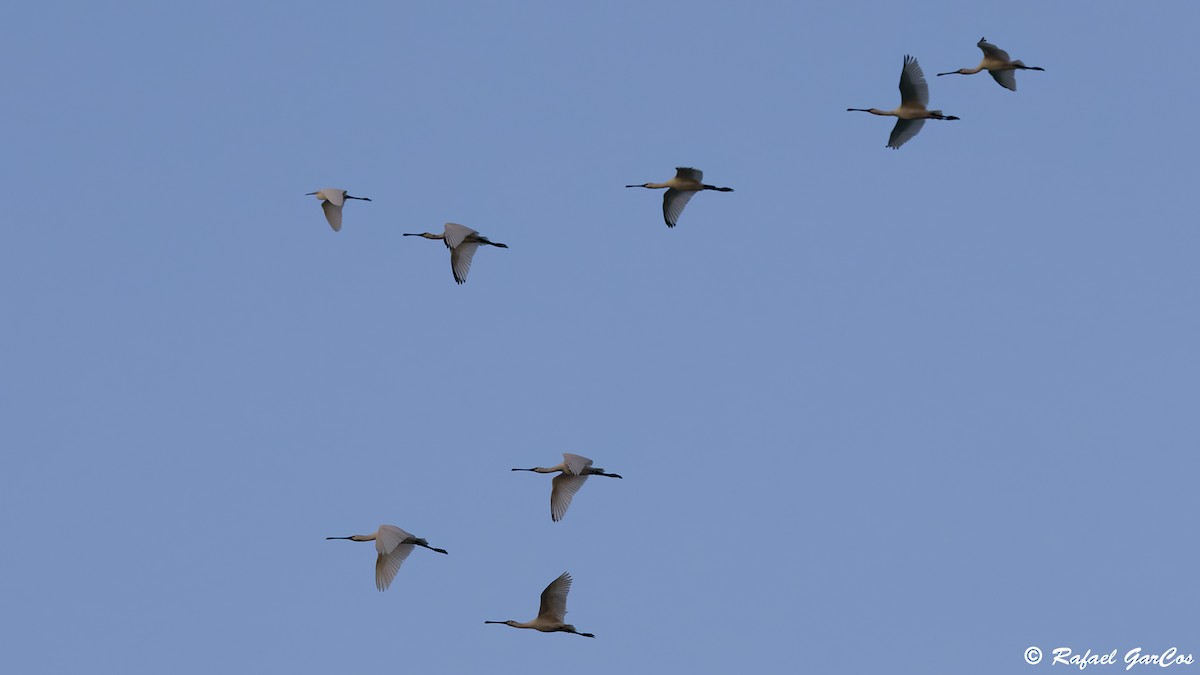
[485,620,532,629]
[626,182,668,189]
[936,67,982,76]
[326,534,376,542]
[846,108,891,117]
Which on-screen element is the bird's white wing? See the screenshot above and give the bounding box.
[450,240,480,284]
[376,525,413,554]
[675,167,703,182]
[978,40,1011,62]
[562,453,593,475]
[443,222,476,250]
[537,572,573,622]
[321,200,344,232]
[375,544,415,591]
[321,189,346,207]
[989,68,1017,91]
[887,118,925,149]
[898,55,929,107]
[550,473,589,522]
[373,525,416,591]
[662,188,695,228]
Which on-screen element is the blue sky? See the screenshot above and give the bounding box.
[3,2,1198,673]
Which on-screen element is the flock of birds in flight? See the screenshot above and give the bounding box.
[313,37,1044,638]
[307,39,1042,283]
[305,162,735,283]
[847,37,1044,149]
[326,454,618,637]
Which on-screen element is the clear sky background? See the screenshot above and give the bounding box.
[3,2,1198,673]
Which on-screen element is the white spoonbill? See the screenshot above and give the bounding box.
[326,524,447,591]
[937,38,1044,91]
[306,188,371,232]
[403,222,508,284]
[847,55,959,149]
[625,167,733,228]
[485,572,595,638]
[512,453,622,522]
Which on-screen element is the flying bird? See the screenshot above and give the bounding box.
[847,55,959,149]
[307,188,371,232]
[326,524,447,591]
[485,572,595,638]
[404,222,508,284]
[512,453,622,522]
[937,38,1044,91]
[625,167,733,227]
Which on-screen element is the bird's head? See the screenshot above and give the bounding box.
[484,620,519,627]
[625,183,650,188]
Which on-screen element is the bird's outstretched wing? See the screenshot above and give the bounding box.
[538,572,573,622]
[888,118,925,149]
[978,39,1012,62]
[374,525,416,591]
[443,222,476,250]
[321,201,344,232]
[662,188,695,227]
[562,453,593,475]
[989,68,1017,91]
[675,167,703,182]
[551,473,589,521]
[450,241,480,284]
[898,55,929,107]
